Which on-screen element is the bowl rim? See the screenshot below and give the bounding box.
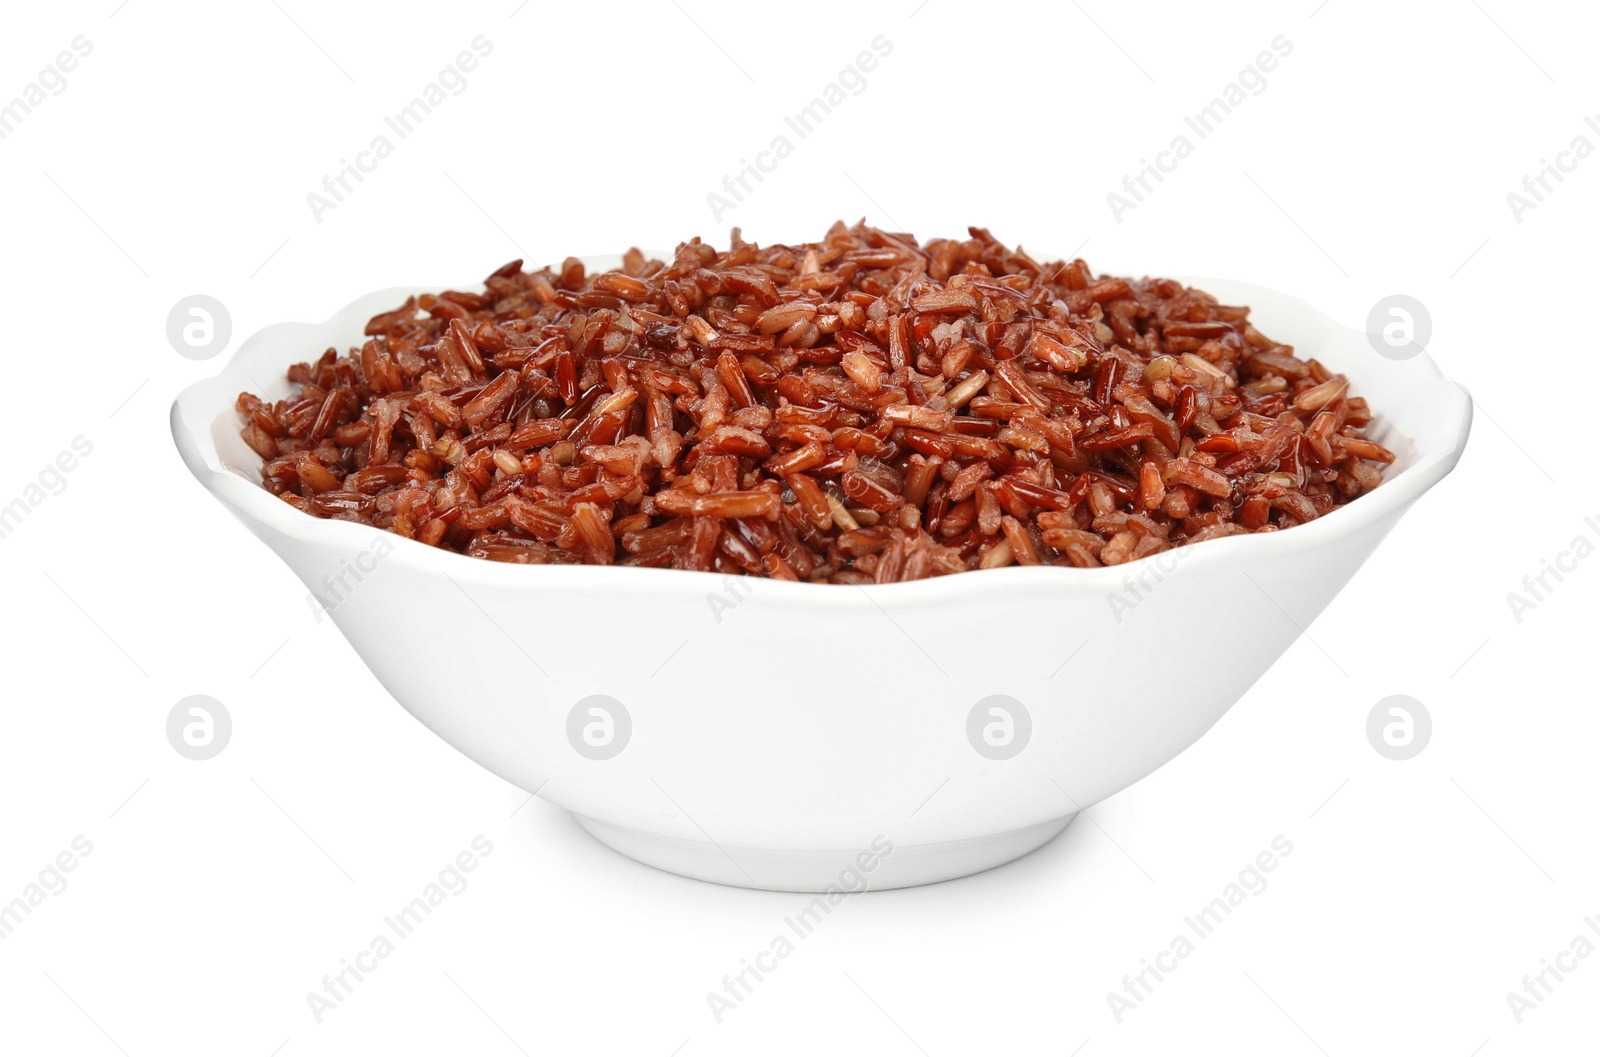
[171,268,1472,604]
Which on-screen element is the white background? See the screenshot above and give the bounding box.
[1,1,1595,1054]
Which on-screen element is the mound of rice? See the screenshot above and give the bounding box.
[238,222,1392,582]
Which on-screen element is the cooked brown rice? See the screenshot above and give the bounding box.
[237,222,1393,582]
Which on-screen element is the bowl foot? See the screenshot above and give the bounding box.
[571,813,1077,891]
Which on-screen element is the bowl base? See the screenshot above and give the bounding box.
[571,813,1078,891]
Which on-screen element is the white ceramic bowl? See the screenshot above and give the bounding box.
[172,267,1471,891]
